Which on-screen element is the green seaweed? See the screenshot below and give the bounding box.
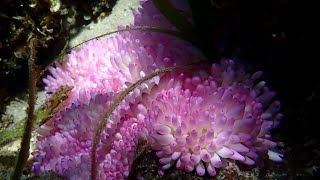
[0,120,24,147]
[0,86,73,148]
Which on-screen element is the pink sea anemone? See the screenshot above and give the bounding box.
[42,0,203,123]
[33,59,283,178]
[32,92,147,179]
[134,59,283,176]
[41,31,202,124]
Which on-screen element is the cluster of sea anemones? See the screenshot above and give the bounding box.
[32,0,283,179]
